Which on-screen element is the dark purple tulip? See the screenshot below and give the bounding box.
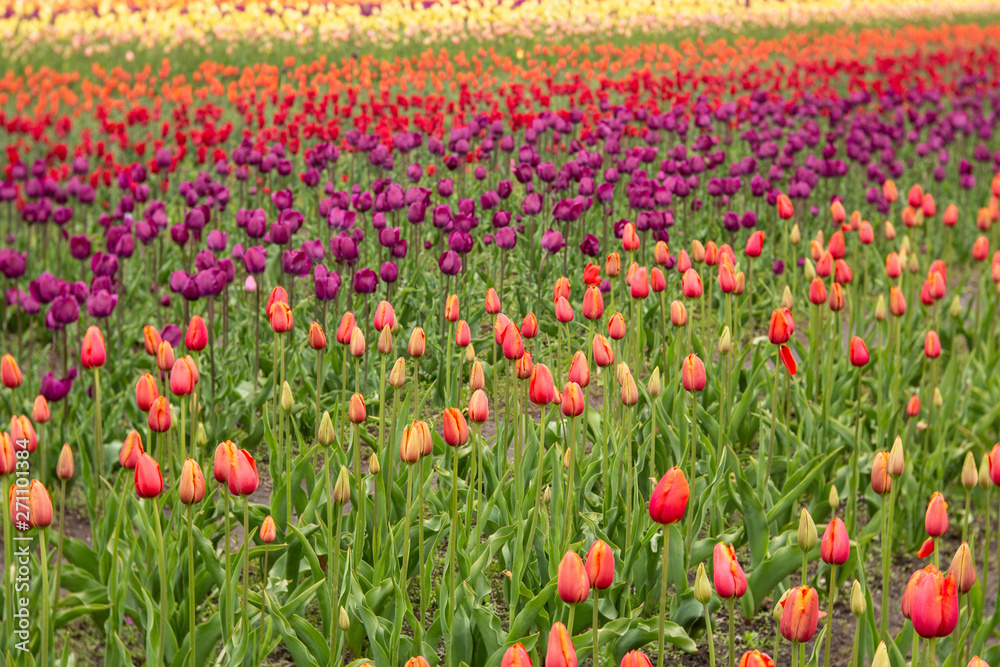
[207,230,228,252]
[380,261,398,283]
[379,227,401,248]
[40,369,76,402]
[437,179,454,198]
[184,207,207,232]
[579,234,600,257]
[0,249,26,279]
[160,324,183,347]
[330,234,359,264]
[496,227,517,249]
[243,209,268,238]
[541,229,565,254]
[86,290,118,318]
[521,193,543,216]
[278,209,304,233]
[90,252,119,278]
[390,240,407,259]
[314,265,341,301]
[352,267,379,294]
[29,272,60,304]
[438,250,462,275]
[49,295,80,325]
[114,233,135,258]
[448,231,474,255]
[195,250,218,272]
[170,224,190,246]
[272,189,293,211]
[169,270,193,294]
[268,220,291,245]
[70,235,92,261]
[281,249,312,276]
[243,246,267,274]
[302,239,326,263]
[194,269,225,297]
[771,260,785,276]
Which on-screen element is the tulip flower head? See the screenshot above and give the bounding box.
[780,585,820,642]
[681,354,707,392]
[904,565,958,638]
[529,363,556,406]
[649,467,690,525]
[950,542,976,593]
[120,431,145,470]
[585,539,614,589]
[10,480,53,530]
[849,336,869,367]
[545,622,577,667]
[179,458,206,504]
[135,453,164,498]
[309,322,327,350]
[557,551,590,604]
[56,443,74,480]
[185,315,208,351]
[621,651,653,667]
[1,354,22,388]
[821,516,850,565]
[713,542,748,599]
[260,516,277,543]
[501,643,532,667]
[739,651,775,667]
[81,326,106,369]
[925,492,949,537]
[228,449,259,496]
[148,396,172,432]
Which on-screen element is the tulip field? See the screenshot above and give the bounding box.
[5,0,1000,665]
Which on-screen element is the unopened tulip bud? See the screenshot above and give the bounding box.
[949,296,962,319]
[950,542,976,593]
[829,484,840,509]
[136,373,160,411]
[872,642,890,667]
[56,443,74,480]
[773,589,790,623]
[962,452,978,489]
[378,326,393,355]
[803,258,816,281]
[469,360,485,392]
[850,580,865,616]
[464,344,475,363]
[369,453,380,475]
[260,516,277,543]
[309,322,327,350]
[925,492,949,537]
[348,393,366,423]
[871,451,892,495]
[349,327,366,358]
[338,606,351,631]
[781,286,794,310]
[318,411,335,446]
[408,327,426,358]
[543,486,551,504]
[874,295,887,321]
[647,367,662,397]
[888,436,905,476]
[932,387,943,408]
[620,372,638,406]
[670,300,688,327]
[179,458,206,504]
[333,466,351,503]
[719,326,732,355]
[281,381,293,413]
[966,658,988,667]
[790,223,801,245]
[694,563,712,604]
[979,453,993,489]
[389,357,406,388]
[196,422,208,446]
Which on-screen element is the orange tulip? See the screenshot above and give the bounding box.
[670,300,688,326]
[502,643,531,667]
[32,395,49,424]
[621,651,652,667]
[179,458,206,504]
[148,396,172,432]
[56,443,74,480]
[622,222,640,251]
[557,551,590,604]
[336,312,357,345]
[120,431,144,470]
[213,440,237,483]
[445,294,460,322]
[779,585,820,642]
[681,354,706,392]
[156,340,175,372]
[468,389,489,423]
[529,363,555,406]
[269,301,294,333]
[309,322,327,350]
[776,194,794,219]
[820,517,850,565]
[185,315,208,351]
[143,325,162,356]
[582,285,604,320]
[555,296,575,323]
[1,354,22,389]
[605,252,621,277]
[585,539,614,590]
[568,351,590,387]
[768,309,792,345]
[739,651,775,667]
[455,320,472,347]
[170,357,197,396]
[871,451,892,495]
[629,267,649,299]
[592,334,614,368]
[681,268,703,298]
[136,373,159,411]
[260,516,277,543]
[441,408,469,447]
[81,326,106,369]
[228,449,259,496]
[561,382,585,418]
[925,492,949,537]
[10,480,53,529]
[521,312,538,339]
[545,622,577,667]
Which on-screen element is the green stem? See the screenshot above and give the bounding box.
[593,588,601,665]
[563,418,576,550]
[40,530,51,667]
[449,436,459,647]
[728,598,736,667]
[704,602,717,667]
[393,467,415,667]
[353,423,364,562]
[657,526,670,667]
[316,350,323,444]
[153,498,169,666]
[53,481,66,615]
[824,563,837,667]
[761,357,780,502]
[851,615,861,667]
[242,498,250,619]
[188,507,196,667]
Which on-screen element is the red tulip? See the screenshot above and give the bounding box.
[520,312,538,339]
[557,551,590,604]
[269,300,294,333]
[10,480,53,529]
[908,566,958,638]
[651,267,666,292]
[779,345,797,376]
[228,449,259,496]
[455,320,472,347]
[309,322,327,350]
[185,315,208,351]
[0,434,14,476]
[555,296,575,323]
[906,394,921,418]
[529,364,556,406]
[649,467,689,525]
[561,382,585,418]
[607,312,626,340]
[776,194,794,219]
[148,396,172,432]
[889,286,907,317]
[925,331,942,359]
[1,354,22,388]
[828,283,845,311]
[348,393,366,423]
[32,395,49,424]
[9,415,36,453]
[516,352,534,380]
[780,585,820,642]
[654,241,671,265]
[336,312,357,345]
[925,492,949,537]
[630,267,649,299]
[988,443,1000,486]
[834,258,853,284]
[81,326,106,369]
[621,651,653,667]
[135,453,164,498]
[545,622,577,667]
[143,325,162,356]
[622,222,640,251]
[713,542,747,599]
[441,408,472,447]
[585,539,614,589]
[468,390,489,424]
[553,277,571,302]
[156,340,175,372]
[739,651,776,667]
[917,538,936,559]
[745,230,765,258]
[120,431,144,470]
[849,337,869,367]
[373,300,396,332]
[681,268,703,298]
[170,357,197,396]
[592,334,614,368]
[136,373,159,411]
[213,440,237,483]
[821,517,850,565]
[502,643,532,667]
[681,354,706,392]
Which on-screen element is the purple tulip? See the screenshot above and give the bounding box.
[380,261,399,283]
[579,234,600,257]
[207,230,228,252]
[540,229,565,254]
[281,249,312,276]
[243,246,267,274]
[40,369,76,402]
[352,267,379,294]
[86,289,118,318]
[438,250,462,275]
[0,249,26,279]
[314,265,341,301]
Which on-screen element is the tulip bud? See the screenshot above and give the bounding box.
[148,396,172,433]
[557,551,590,604]
[670,300,688,327]
[258,516,277,544]
[781,286,794,310]
[349,327,366,358]
[443,407,471,446]
[979,453,993,490]
[803,258,816,281]
[316,411,336,447]
[925,492,949,537]
[713,542,748,599]
[407,327,426,358]
[444,294,460,322]
[585,539,614,590]
[469,360,485,392]
[649,467,689,525]
[228,449,259,496]
[348,393,366,423]
[961,452,978,489]
[369,453,380,475]
[389,357,406,388]
[718,326,732,355]
[779,586,820,642]
[135,453,164,498]
[739,651,774,667]
[546,622,576,667]
[620,372,638,406]
[543,485,551,504]
[156,340,175,372]
[888,435,905,476]
[333,466,351,503]
[949,296,963,319]
[950,542,976,594]
[829,484,840,509]
[850,580,865,616]
[773,590,789,623]
[269,301,294,333]
[56,443,74,480]
[874,295,887,322]
[179,458,206,504]
[798,508,817,551]
[872,643,890,667]
[0,354,21,389]
[821,516,850,565]
[378,326,393,355]
[81,325,107,369]
[871,451,892,495]
[10,480,53,530]
[338,606,350,631]
[308,322,327,350]
[694,562,712,604]
[120,431,145,470]
[933,387,943,408]
[465,344,475,363]
[681,354,707,392]
[647,367,662,397]
[280,381,293,414]
[790,223,801,245]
